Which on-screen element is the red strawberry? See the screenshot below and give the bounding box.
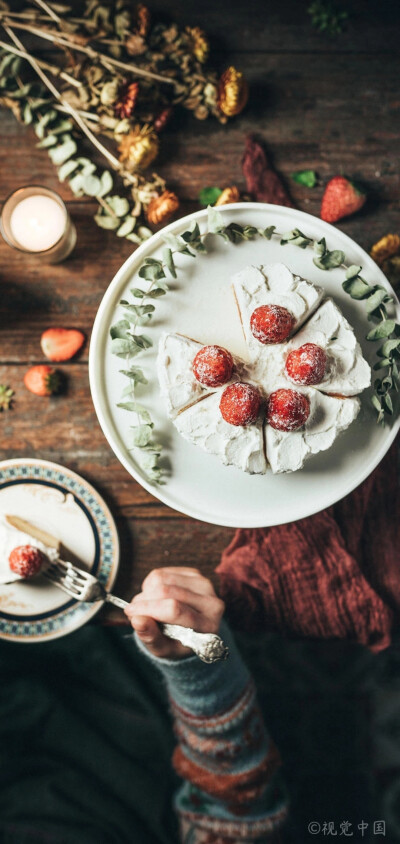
[320,177,366,223]
[285,343,327,386]
[193,345,234,387]
[250,305,295,344]
[267,388,310,432]
[41,328,85,362]
[9,545,46,578]
[24,365,60,396]
[219,382,261,426]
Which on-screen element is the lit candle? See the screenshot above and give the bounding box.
[10,195,67,252]
[0,186,76,263]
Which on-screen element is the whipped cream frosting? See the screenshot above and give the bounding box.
[174,391,267,474]
[265,390,360,474]
[284,298,371,396]
[0,515,58,584]
[232,263,324,356]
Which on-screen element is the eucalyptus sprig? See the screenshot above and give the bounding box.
[110,207,399,485]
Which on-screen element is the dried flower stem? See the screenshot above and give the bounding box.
[0,39,82,87]
[1,17,177,87]
[32,0,61,24]
[3,23,135,181]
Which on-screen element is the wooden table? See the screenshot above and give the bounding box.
[1,0,399,619]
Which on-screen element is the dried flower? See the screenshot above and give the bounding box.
[146,190,180,225]
[0,384,14,411]
[185,26,209,63]
[115,82,139,119]
[136,4,151,38]
[217,67,248,117]
[154,106,173,132]
[370,234,400,267]
[124,33,147,56]
[215,186,241,206]
[118,125,159,170]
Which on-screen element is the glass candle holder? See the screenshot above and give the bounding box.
[0,186,76,264]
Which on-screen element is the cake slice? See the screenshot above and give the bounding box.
[174,391,267,474]
[0,514,59,584]
[157,332,249,419]
[232,262,324,357]
[284,298,371,396]
[265,390,360,474]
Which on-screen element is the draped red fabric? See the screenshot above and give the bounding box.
[217,440,399,652]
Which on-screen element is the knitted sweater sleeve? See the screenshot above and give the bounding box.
[134,621,288,843]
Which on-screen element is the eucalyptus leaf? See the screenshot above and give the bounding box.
[117,216,136,237]
[345,265,362,280]
[207,205,224,233]
[94,212,119,230]
[48,136,77,165]
[342,277,372,299]
[365,288,390,315]
[119,367,148,385]
[138,263,166,282]
[75,157,97,176]
[163,232,185,251]
[137,226,153,240]
[82,174,102,196]
[366,320,396,341]
[110,338,141,358]
[381,338,400,357]
[117,401,152,423]
[107,195,130,217]
[383,393,393,414]
[110,319,131,340]
[130,424,154,447]
[36,134,58,149]
[58,158,80,181]
[371,394,382,413]
[163,247,177,278]
[97,170,113,198]
[69,173,85,197]
[261,226,276,240]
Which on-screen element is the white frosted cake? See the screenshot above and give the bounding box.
[157,262,371,474]
[0,515,59,584]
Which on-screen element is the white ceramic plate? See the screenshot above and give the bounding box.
[89,203,400,528]
[0,458,119,642]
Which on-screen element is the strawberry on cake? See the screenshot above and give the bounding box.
[0,514,59,584]
[157,262,371,475]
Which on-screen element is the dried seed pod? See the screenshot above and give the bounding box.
[136,4,151,38]
[194,104,209,120]
[185,26,209,63]
[118,125,159,170]
[217,67,248,117]
[215,186,241,206]
[154,106,173,132]
[114,82,139,119]
[146,190,180,225]
[370,234,400,267]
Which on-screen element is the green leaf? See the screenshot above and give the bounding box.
[106,195,130,217]
[371,394,382,413]
[74,157,97,176]
[163,247,177,278]
[117,216,136,237]
[110,338,141,358]
[291,169,317,188]
[366,320,396,341]
[314,249,345,270]
[365,288,391,315]
[82,174,101,197]
[110,319,131,340]
[48,135,77,165]
[146,286,168,298]
[342,277,372,299]
[260,225,276,240]
[198,186,223,206]
[345,265,362,280]
[207,205,224,233]
[23,103,32,125]
[131,288,145,299]
[117,401,152,423]
[314,238,327,257]
[381,338,400,357]
[36,134,58,149]
[94,213,120,230]
[163,232,185,251]
[58,158,79,181]
[119,367,148,385]
[120,302,155,318]
[69,173,85,197]
[97,170,113,198]
[139,451,162,482]
[137,226,153,240]
[383,393,393,414]
[134,334,153,350]
[373,359,391,370]
[131,424,154,447]
[138,263,166,282]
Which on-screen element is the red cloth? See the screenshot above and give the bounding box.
[217,440,400,653]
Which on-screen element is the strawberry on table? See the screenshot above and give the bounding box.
[320,176,366,223]
[267,388,310,432]
[9,545,47,578]
[24,365,60,396]
[285,343,327,386]
[41,328,85,362]
[250,304,295,344]
[192,345,234,387]
[219,382,261,426]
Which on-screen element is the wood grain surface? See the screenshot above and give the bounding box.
[0,0,399,622]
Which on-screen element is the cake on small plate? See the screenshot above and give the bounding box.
[157,262,371,474]
[0,514,59,584]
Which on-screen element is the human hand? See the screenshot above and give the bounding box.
[124,567,225,659]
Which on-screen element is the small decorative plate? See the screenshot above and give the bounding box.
[89,203,400,528]
[0,458,119,643]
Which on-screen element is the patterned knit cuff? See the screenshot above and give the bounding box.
[133,619,251,716]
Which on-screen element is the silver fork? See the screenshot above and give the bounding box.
[43,559,229,664]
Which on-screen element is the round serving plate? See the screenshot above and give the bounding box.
[0,458,119,642]
[89,203,400,528]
